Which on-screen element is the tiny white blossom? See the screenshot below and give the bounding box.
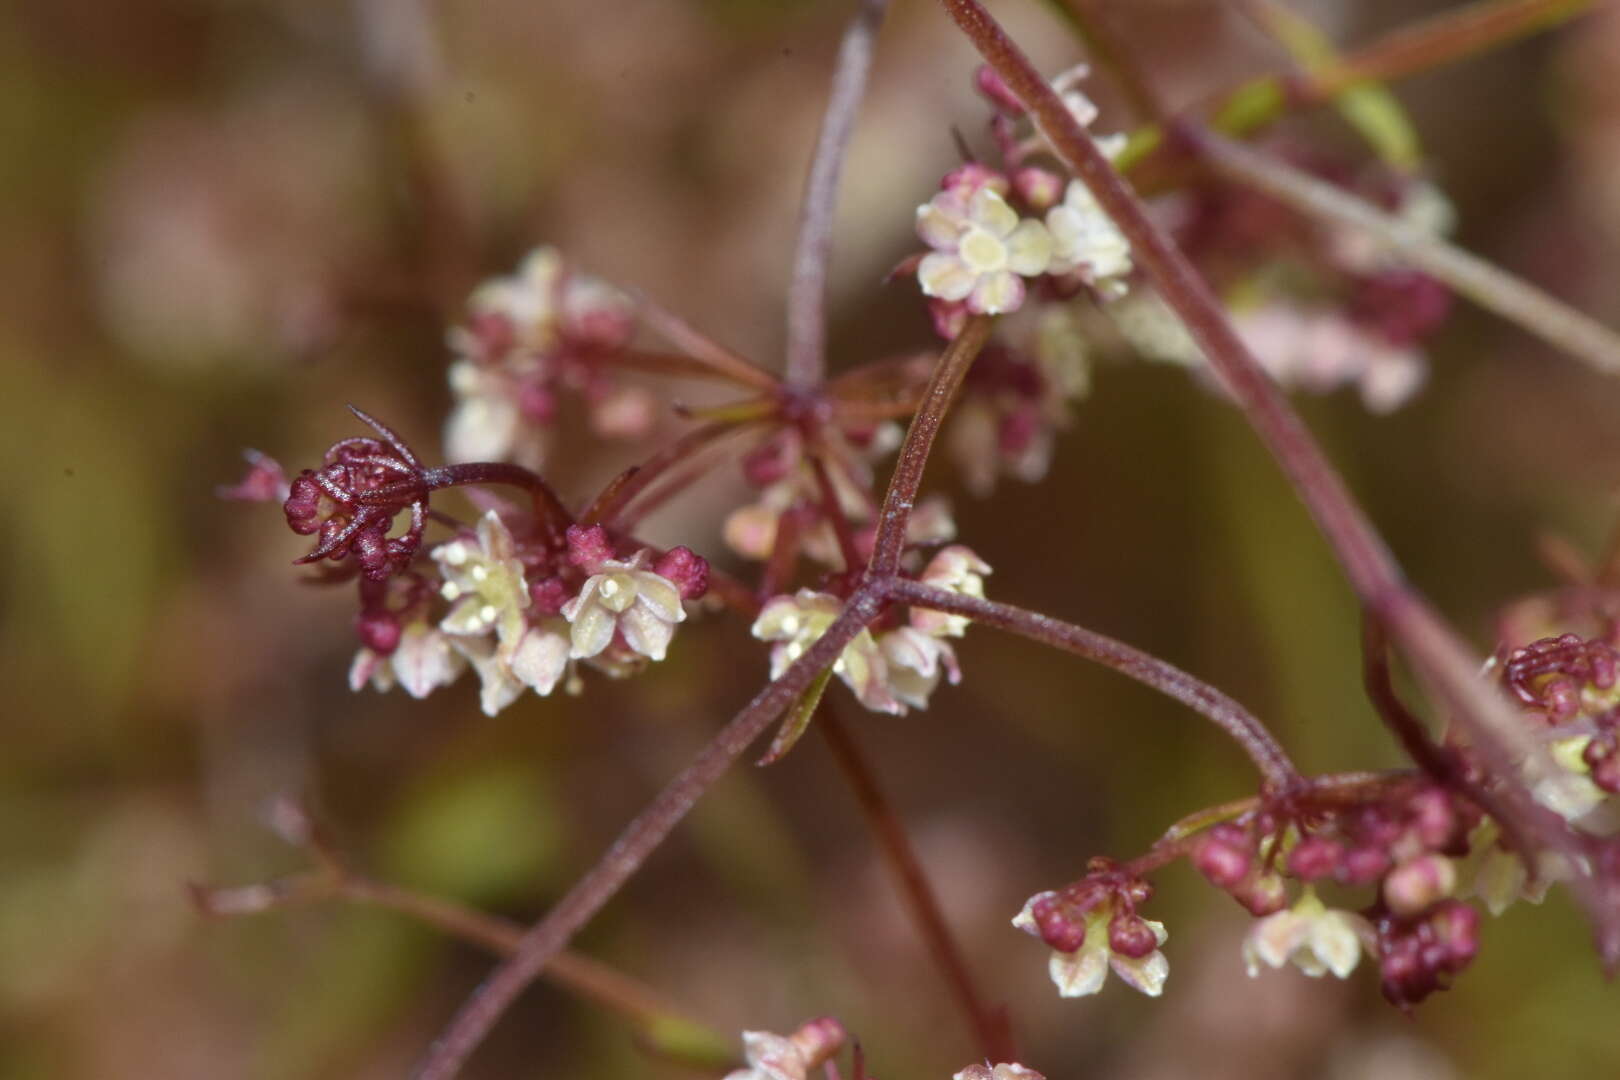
[560,552,686,662]
[878,626,961,710]
[449,635,526,717]
[917,187,1053,315]
[956,1065,1046,1080]
[1242,889,1374,979]
[508,618,572,696]
[433,511,530,653]
[752,590,900,714]
[1045,179,1132,291]
[1015,899,1169,999]
[911,546,992,638]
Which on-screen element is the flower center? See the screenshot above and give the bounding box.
[958,227,1009,274]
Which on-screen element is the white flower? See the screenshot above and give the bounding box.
[443,360,547,468]
[752,590,900,714]
[1456,820,1557,916]
[956,1065,1046,1080]
[1045,179,1132,290]
[433,511,530,654]
[508,618,572,696]
[911,546,992,638]
[560,552,686,662]
[917,187,1053,315]
[1015,900,1169,998]
[878,627,960,710]
[450,634,526,717]
[1242,889,1374,979]
[724,1030,808,1080]
[1230,302,1428,414]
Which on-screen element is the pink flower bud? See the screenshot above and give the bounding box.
[565,524,615,572]
[1287,836,1344,882]
[1192,825,1252,888]
[355,609,402,654]
[654,546,710,600]
[1108,913,1159,959]
[974,64,1025,115]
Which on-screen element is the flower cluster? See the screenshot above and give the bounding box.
[910,66,1133,329]
[444,247,654,468]
[1012,861,1169,998]
[751,546,990,715]
[722,1018,845,1080]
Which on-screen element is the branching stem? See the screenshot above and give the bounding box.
[890,580,1300,790]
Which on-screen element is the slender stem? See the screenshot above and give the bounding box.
[1192,130,1620,376]
[412,591,887,1080]
[1044,0,1170,123]
[580,421,755,528]
[891,581,1299,789]
[417,462,573,539]
[785,0,891,386]
[818,706,1014,1062]
[413,300,994,1080]
[1115,0,1595,171]
[190,870,719,1053]
[809,453,866,572]
[869,316,993,577]
[632,289,781,392]
[939,0,1620,956]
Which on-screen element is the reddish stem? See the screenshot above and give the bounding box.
[890,580,1300,790]
[940,0,1619,964]
[785,0,892,386]
[819,706,1015,1062]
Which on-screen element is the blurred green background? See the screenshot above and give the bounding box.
[3,1,1619,1077]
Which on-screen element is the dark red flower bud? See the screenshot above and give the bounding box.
[1287,836,1344,882]
[654,546,710,601]
[1108,913,1159,959]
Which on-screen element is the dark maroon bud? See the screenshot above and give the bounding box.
[1028,893,1086,954]
[974,64,1025,115]
[654,546,710,600]
[1407,787,1459,850]
[998,403,1042,458]
[529,576,572,616]
[1234,874,1288,916]
[1108,913,1159,959]
[1193,826,1253,888]
[1337,845,1392,886]
[355,608,402,654]
[565,524,614,571]
[1287,836,1344,882]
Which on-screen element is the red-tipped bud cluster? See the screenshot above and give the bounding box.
[284,409,428,581]
[1019,863,1156,955]
[1107,912,1160,959]
[1375,900,1480,1008]
[1503,633,1619,723]
[653,546,710,601]
[565,524,615,573]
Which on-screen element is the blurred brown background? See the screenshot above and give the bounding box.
[3,1,1619,1077]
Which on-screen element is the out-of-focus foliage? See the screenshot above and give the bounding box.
[4,1,1620,1077]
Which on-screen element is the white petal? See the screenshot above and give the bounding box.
[1111,949,1169,997]
[568,604,617,659]
[969,187,1019,237]
[1004,219,1054,276]
[918,252,977,302]
[620,604,676,662]
[917,200,968,251]
[510,628,570,695]
[1050,944,1109,997]
[969,271,1025,315]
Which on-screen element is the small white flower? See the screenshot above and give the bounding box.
[955,1065,1046,1080]
[1017,899,1169,999]
[561,552,686,662]
[917,188,1053,315]
[724,1030,807,1080]
[1242,889,1374,979]
[1045,179,1132,290]
[752,590,900,714]
[433,511,531,654]
[911,546,992,638]
[350,620,469,700]
[508,618,572,696]
[878,627,960,710]
[449,635,526,717]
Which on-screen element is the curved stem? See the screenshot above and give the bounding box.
[413,295,995,1080]
[942,0,1619,960]
[785,0,891,386]
[418,462,573,536]
[890,580,1299,790]
[581,420,755,528]
[1192,130,1620,376]
[190,870,725,1064]
[818,706,1014,1062]
[412,589,888,1080]
[631,289,781,392]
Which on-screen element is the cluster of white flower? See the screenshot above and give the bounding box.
[751,546,990,715]
[443,247,651,468]
[1013,893,1170,998]
[350,511,690,716]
